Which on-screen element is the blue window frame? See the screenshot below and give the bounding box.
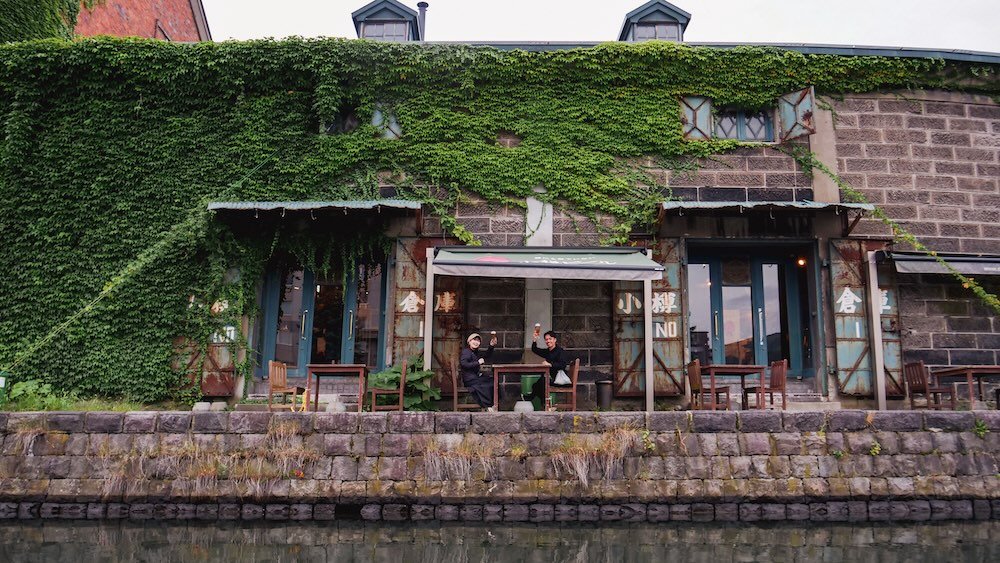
[361,21,409,41]
[714,109,775,142]
[634,22,680,41]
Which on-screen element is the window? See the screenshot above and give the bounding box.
[680,87,817,143]
[321,105,359,135]
[714,109,774,142]
[372,104,402,139]
[634,22,680,41]
[361,21,409,41]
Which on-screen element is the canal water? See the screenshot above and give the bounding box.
[0,520,996,562]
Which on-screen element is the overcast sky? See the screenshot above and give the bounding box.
[201,0,1000,53]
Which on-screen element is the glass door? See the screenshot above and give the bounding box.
[687,252,812,377]
[261,262,389,378]
[262,268,317,377]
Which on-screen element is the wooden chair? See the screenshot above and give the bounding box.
[742,359,788,410]
[686,359,731,410]
[451,359,486,411]
[368,362,407,412]
[903,361,956,410]
[267,360,305,411]
[544,358,580,411]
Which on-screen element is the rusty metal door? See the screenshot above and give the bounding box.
[175,339,236,398]
[391,238,463,394]
[612,240,683,397]
[829,239,903,397]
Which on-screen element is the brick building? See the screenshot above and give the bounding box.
[229,0,998,412]
[75,0,211,41]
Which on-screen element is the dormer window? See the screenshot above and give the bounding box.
[634,22,681,41]
[619,1,691,43]
[352,0,424,42]
[361,20,410,41]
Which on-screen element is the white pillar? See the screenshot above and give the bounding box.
[524,187,553,351]
[423,247,435,371]
[643,277,654,412]
[866,250,887,410]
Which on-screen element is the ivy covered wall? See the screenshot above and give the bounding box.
[0,1,94,43]
[0,38,997,401]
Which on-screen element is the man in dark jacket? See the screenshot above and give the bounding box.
[528,328,571,406]
[459,332,497,411]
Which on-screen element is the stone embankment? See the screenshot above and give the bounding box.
[1,410,998,522]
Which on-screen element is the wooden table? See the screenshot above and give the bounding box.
[931,365,1000,404]
[305,363,367,412]
[702,364,767,411]
[492,363,551,411]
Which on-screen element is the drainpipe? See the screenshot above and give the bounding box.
[417,2,428,41]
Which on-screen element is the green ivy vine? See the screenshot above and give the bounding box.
[0,0,102,43]
[0,38,997,401]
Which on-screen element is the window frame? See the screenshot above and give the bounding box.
[360,20,410,41]
[633,22,681,41]
[713,107,777,143]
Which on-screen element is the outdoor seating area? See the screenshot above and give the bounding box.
[263,357,1000,414]
[902,361,1000,411]
[685,359,789,411]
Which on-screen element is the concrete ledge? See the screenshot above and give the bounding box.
[7,410,994,434]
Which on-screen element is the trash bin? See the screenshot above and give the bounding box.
[596,380,613,410]
[521,375,542,411]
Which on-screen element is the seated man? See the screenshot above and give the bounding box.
[459,332,497,411]
[527,327,571,405]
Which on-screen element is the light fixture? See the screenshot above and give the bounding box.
[797,258,807,267]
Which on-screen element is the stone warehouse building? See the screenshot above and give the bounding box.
[226,0,998,410]
[1,1,998,411]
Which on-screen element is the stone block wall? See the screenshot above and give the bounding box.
[2,410,999,523]
[465,278,526,364]
[660,146,812,203]
[552,280,613,375]
[830,91,1000,378]
[452,195,527,246]
[900,274,1000,367]
[552,208,616,246]
[832,92,1000,254]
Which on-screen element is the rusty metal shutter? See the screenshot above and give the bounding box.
[680,96,712,140]
[829,239,903,397]
[777,86,816,142]
[612,239,684,398]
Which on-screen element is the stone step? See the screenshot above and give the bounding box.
[786,400,842,412]
[786,392,825,402]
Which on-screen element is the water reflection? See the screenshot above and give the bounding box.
[1,520,996,562]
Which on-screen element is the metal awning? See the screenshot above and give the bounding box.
[661,200,876,214]
[207,200,422,213]
[431,247,664,281]
[881,251,1000,275]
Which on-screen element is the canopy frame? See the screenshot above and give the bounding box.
[423,246,661,412]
